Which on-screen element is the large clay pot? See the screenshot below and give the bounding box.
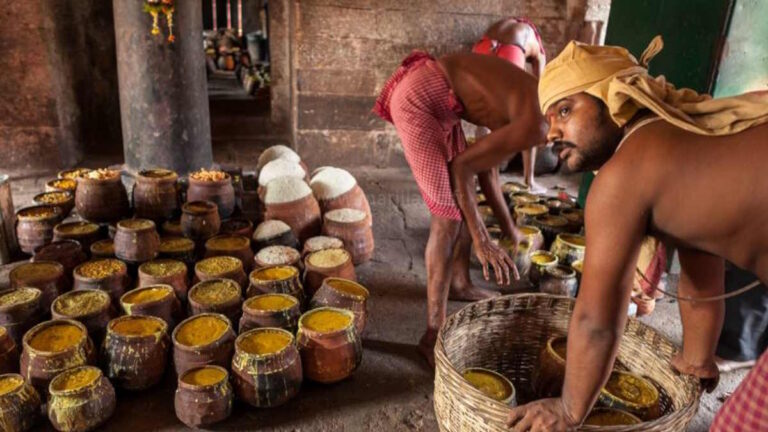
[322,208,374,265]
[15,205,63,255]
[47,366,116,432]
[32,191,74,218]
[73,259,130,303]
[172,313,236,376]
[102,315,170,391]
[0,288,43,345]
[113,219,160,263]
[239,294,301,333]
[51,290,114,347]
[296,307,362,383]
[175,366,233,428]
[549,233,586,266]
[310,278,369,335]
[304,249,357,297]
[52,221,102,253]
[32,240,87,283]
[138,259,189,303]
[204,234,254,272]
[9,261,67,314]
[20,319,96,395]
[539,265,578,297]
[231,328,302,407]
[186,174,236,219]
[133,169,180,222]
[75,171,130,223]
[187,279,243,325]
[264,194,322,243]
[181,201,221,244]
[247,266,305,305]
[0,374,42,431]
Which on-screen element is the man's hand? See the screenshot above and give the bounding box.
[473,238,519,285]
[671,353,719,393]
[507,398,578,432]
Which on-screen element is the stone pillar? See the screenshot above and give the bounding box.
[113,0,212,175]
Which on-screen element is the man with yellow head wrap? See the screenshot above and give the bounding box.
[507,37,768,431]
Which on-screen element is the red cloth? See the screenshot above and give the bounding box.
[711,349,768,431]
[372,51,466,221]
[472,36,526,67]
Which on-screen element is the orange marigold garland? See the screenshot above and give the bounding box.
[144,0,176,43]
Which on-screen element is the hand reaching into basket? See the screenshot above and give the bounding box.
[473,237,520,285]
[507,397,579,432]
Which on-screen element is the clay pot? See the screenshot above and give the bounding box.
[161,219,184,237]
[252,220,300,251]
[52,221,102,253]
[175,366,233,428]
[322,208,375,265]
[560,208,585,233]
[302,236,344,258]
[133,169,180,222]
[531,214,569,248]
[181,200,221,243]
[9,261,67,313]
[89,239,114,259]
[501,181,529,195]
[47,366,116,432]
[0,288,43,345]
[231,328,302,407]
[254,245,302,272]
[510,192,540,207]
[597,371,662,421]
[57,168,91,180]
[514,203,549,227]
[33,191,74,217]
[120,285,181,328]
[75,173,130,223]
[528,251,559,287]
[0,374,42,431]
[539,265,578,297]
[102,315,170,391]
[247,266,305,305]
[188,279,243,325]
[51,290,114,347]
[46,178,77,194]
[20,319,96,395]
[15,205,63,255]
[310,278,369,335]
[157,237,196,271]
[32,240,87,282]
[0,327,17,376]
[304,249,357,297]
[545,197,575,215]
[499,240,532,278]
[73,259,130,303]
[219,218,254,238]
[518,225,545,251]
[204,234,254,272]
[317,184,372,223]
[138,259,189,303]
[296,307,362,383]
[550,233,586,266]
[532,335,566,398]
[186,175,236,219]
[114,218,160,263]
[264,194,322,243]
[194,256,248,288]
[462,367,517,406]
[240,294,301,333]
[172,313,236,376]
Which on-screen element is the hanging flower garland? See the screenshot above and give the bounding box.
[143,0,176,43]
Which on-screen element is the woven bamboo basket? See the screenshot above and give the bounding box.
[434,294,701,432]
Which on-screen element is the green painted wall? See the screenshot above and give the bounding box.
[713,0,768,97]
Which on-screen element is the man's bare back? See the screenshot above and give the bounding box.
[438,53,539,130]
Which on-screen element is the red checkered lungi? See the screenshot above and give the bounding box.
[711,349,768,431]
[373,51,466,221]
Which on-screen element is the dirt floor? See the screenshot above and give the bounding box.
[2,165,747,431]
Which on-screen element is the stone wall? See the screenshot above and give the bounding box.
[290,0,581,168]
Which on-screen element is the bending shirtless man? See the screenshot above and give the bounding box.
[507,37,768,431]
[473,17,547,193]
[374,51,547,365]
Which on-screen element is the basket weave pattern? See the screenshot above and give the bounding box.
[434,294,701,431]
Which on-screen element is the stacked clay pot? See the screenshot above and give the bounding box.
[187,170,236,219]
[15,205,63,255]
[75,169,130,223]
[181,200,221,245]
[133,169,180,222]
[322,208,374,265]
[263,176,321,243]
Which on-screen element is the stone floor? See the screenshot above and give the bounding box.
[3,165,746,431]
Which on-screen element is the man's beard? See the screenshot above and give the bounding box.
[554,133,621,174]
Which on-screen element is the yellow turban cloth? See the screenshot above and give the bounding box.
[539,36,768,136]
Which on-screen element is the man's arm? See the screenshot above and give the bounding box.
[507,156,649,431]
[478,168,519,243]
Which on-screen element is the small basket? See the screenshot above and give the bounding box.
[434,294,700,431]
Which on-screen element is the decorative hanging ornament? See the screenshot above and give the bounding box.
[143,0,176,43]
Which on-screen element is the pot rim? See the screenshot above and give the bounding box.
[205,234,251,252]
[234,327,295,359]
[22,318,89,356]
[585,407,643,425]
[177,364,231,391]
[220,218,253,233]
[33,239,84,257]
[321,277,369,301]
[0,373,28,396]
[598,370,660,410]
[120,284,177,311]
[137,168,179,182]
[45,178,77,192]
[304,249,353,274]
[518,225,542,235]
[57,168,92,179]
[73,259,127,282]
[158,236,195,254]
[254,247,301,268]
[545,335,567,364]
[15,204,62,222]
[0,287,42,313]
[514,203,549,215]
[106,314,169,340]
[249,265,300,285]
[297,306,356,338]
[53,221,100,237]
[116,218,157,233]
[51,289,111,320]
[10,260,65,284]
[195,257,244,279]
[534,214,569,227]
[48,365,104,396]
[263,192,316,209]
[172,312,234,352]
[181,200,218,215]
[138,259,187,279]
[462,366,517,405]
[75,171,123,184]
[188,279,242,308]
[243,293,299,314]
[32,191,74,205]
[529,251,559,266]
[187,173,232,186]
[556,233,586,250]
[544,264,577,279]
